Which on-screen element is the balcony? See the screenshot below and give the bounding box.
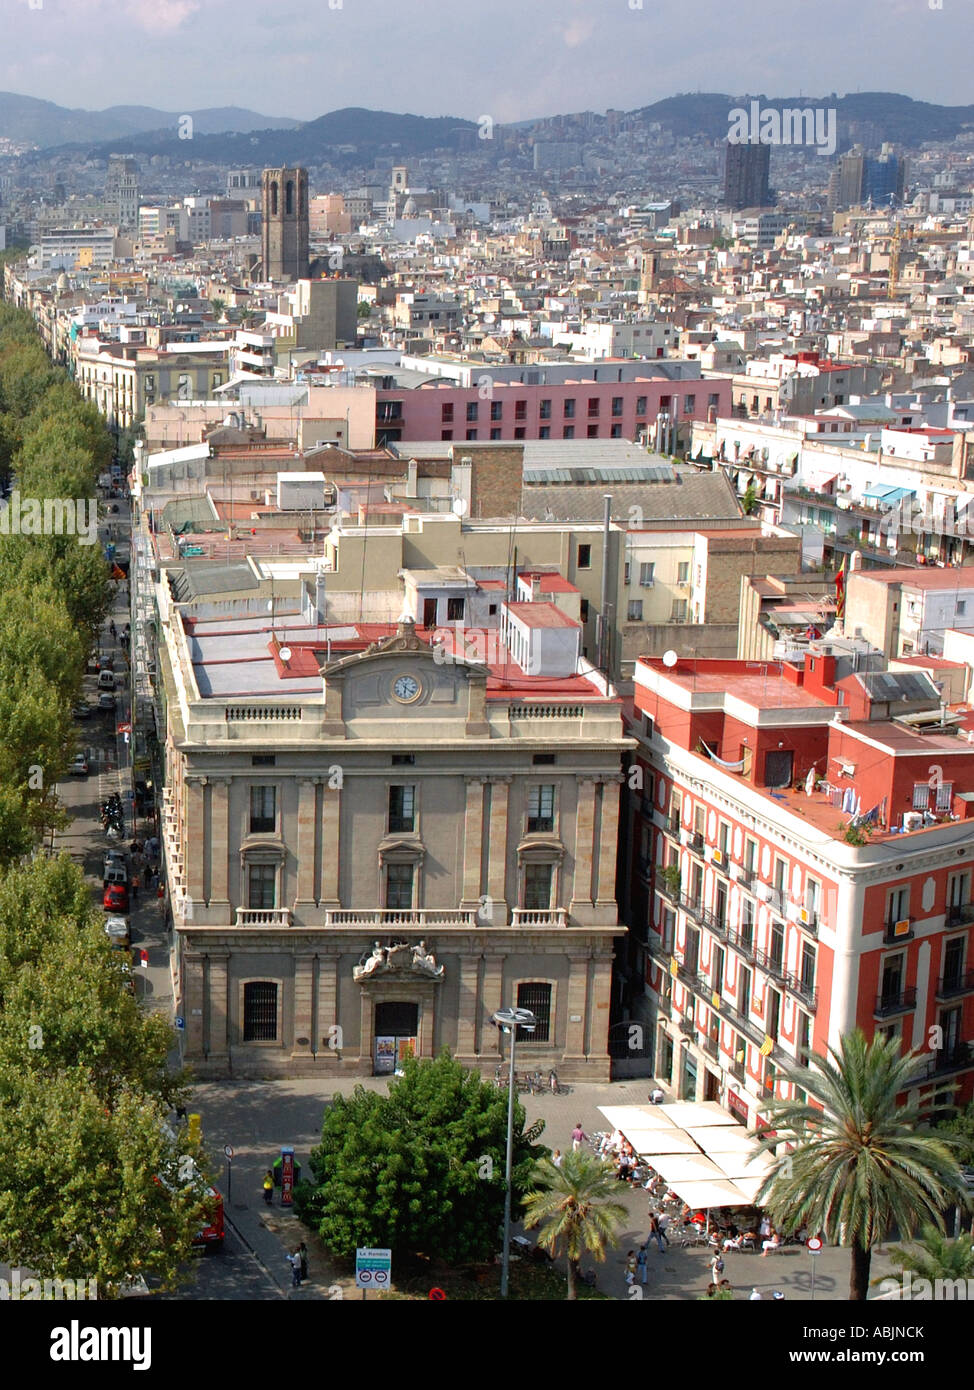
[908,1043,973,1085]
[235,907,292,927]
[686,831,705,856]
[936,970,974,1001]
[701,908,730,942]
[680,893,705,923]
[702,1035,719,1060]
[946,904,974,928]
[874,987,918,1018]
[664,815,682,838]
[729,1060,746,1083]
[679,1015,696,1038]
[884,918,915,944]
[511,908,569,928]
[323,907,479,928]
[727,924,757,962]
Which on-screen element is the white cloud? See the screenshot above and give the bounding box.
[123,0,200,33]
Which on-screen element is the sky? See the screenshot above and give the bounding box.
[1,0,970,123]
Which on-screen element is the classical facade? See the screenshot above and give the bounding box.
[157,582,632,1078]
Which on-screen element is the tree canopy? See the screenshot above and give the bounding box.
[294,1051,546,1264]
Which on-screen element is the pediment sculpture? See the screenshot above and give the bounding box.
[353,938,445,981]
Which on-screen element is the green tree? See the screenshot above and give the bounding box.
[934,1101,974,1168]
[295,1051,545,1263]
[877,1222,974,1296]
[521,1150,629,1300]
[741,480,759,515]
[750,1030,968,1300]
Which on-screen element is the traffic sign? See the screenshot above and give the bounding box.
[224,1144,234,1161]
[807,1237,823,1254]
[429,1287,446,1300]
[356,1247,392,1290]
[175,1016,185,1030]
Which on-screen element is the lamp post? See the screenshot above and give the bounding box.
[492,1006,536,1299]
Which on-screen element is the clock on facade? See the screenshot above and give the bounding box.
[392,674,422,703]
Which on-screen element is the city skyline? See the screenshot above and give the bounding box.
[0,0,970,127]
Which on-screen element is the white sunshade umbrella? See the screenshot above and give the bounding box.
[662,1176,751,1211]
[711,1150,775,1183]
[632,1129,707,1157]
[659,1101,740,1129]
[598,1105,677,1132]
[684,1126,761,1157]
[648,1152,726,1184]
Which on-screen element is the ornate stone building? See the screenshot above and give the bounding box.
[157,581,632,1078]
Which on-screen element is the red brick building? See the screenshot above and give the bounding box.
[619,649,974,1126]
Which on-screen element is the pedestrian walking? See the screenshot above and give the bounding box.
[262,1170,274,1206]
[648,1212,666,1254]
[571,1122,588,1151]
[109,620,117,640]
[287,1251,301,1288]
[130,876,139,906]
[298,1241,308,1283]
[710,1252,725,1284]
[636,1244,648,1285]
[624,1250,637,1286]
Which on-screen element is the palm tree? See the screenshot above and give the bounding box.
[879,1223,974,1296]
[521,1150,629,1300]
[749,1030,968,1300]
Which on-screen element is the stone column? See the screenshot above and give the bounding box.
[455,948,480,1063]
[184,777,206,904]
[418,989,435,1058]
[317,954,341,1063]
[480,952,506,1057]
[485,778,511,924]
[206,950,230,1059]
[294,778,322,923]
[290,953,315,1062]
[319,781,341,909]
[460,778,486,910]
[595,774,623,913]
[588,953,614,1080]
[182,951,205,1061]
[209,778,231,918]
[562,952,592,1062]
[570,776,598,923]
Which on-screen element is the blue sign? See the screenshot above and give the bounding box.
[175,1016,185,1030]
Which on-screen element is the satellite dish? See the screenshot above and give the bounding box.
[452,497,468,515]
[484,313,495,325]
[662,649,678,668]
[278,646,292,662]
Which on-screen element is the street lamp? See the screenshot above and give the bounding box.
[492,1005,536,1298]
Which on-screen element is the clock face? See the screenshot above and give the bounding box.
[393,674,421,703]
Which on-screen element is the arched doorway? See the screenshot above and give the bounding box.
[373,1000,419,1074]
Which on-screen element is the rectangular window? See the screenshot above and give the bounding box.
[466,401,478,422]
[577,543,591,568]
[770,921,784,971]
[738,965,752,1016]
[249,785,276,834]
[677,561,690,584]
[389,785,416,833]
[801,943,816,994]
[685,394,696,413]
[490,400,502,421]
[252,754,276,767]
[539,399,552,419]
[669,599,688,622]
[441,430,454,441]
[766,988,781,1040]
[684,926,700,975]
[610,423,622,438]
[563,425,575,439]
[636,396,647,416]
[248,863,276,909]
[516,982,551,1042]
[588,397,600,417]
[587,424,599,438]
[713,946,725,996]
[913,783,930,811]
[490,427,502,439]
[466,429,478,440]
[624,561,631,585]
[527,784,555,832]
[391,754,415,765]
[514,400,527,421]
[887,886,910,926]
[563,398,576,418]
[524,863,553,910]
[538,426,550,439]
[514,427,526,439]
[447,597,465,621]
[639,562,655,587]
[935,781,953,813]
[611,396,624,417]
[243,981,277,1042]
[386,863,414,909]
[441,402,454,422]
[627,600,643,621]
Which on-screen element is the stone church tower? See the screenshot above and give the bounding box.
[261,167,309,282]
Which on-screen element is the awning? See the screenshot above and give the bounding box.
[658,1101,740,1128]
[804,471,837,491]
[598,1105,676,1132]
[649,1153,727,1184]
[684,1126,758,1156]
[863,483,915,506]
[659,1176,751,1209]
[711,1150,775,1182]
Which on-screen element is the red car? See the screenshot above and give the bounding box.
[103,882,129,913]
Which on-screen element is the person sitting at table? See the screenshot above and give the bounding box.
[761,1229,782,1257]
[759,1214,772,1240]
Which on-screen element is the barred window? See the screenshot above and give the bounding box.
[913,783,930,811]
[243,982,277,1041]
[517,982,551,1042]
[935,781,953,813]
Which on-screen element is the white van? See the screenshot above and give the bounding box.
[98,670,116,690]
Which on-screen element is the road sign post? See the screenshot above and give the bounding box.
[224,1144,233,1207]
[807,1236,823,1300]
[355,1247,392,1301]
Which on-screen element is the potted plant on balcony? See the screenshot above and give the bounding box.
[660,864,681,897]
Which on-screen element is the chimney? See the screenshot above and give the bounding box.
[531,573,542,602]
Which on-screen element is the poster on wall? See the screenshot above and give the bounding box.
[374,1036,396,1074]
[396,1036,417,1067]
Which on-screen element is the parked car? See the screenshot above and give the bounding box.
[69,753,89,776]
[104,915,131,948]
[104,849,126,878]
[98,693,117,712]
[72,702,92,720]
[104,865,128,890]
[97,670,116,690]
[103,882,129,913]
